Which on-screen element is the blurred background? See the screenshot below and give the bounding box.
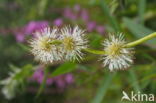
[0,0,156,103]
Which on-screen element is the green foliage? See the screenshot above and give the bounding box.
[138,0,146,24]
[123,18,156,42]
[91,73,116,103]
[0,64,34,99]
[100,0,120,32]
[51,62,77,77]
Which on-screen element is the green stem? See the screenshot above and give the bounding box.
[83,48,105,55]
[49,40,105,55]
[125,32,156,48]
[49,40,62,45]
[36,66,49,98]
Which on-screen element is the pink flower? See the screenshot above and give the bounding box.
[32,68,44,80]
[63,8,77,20]
[55,78,65,88]
[14,21,48,42]
[29,67,74,89]
[63,8,73,18]
[24,21,48,34]
[96,25,105,34]
[80,9,89,22]
[87,21,96,32]
[15,33,25,42]
[65,74,74,84]
[53,18,63,26]
[46,78,53,85]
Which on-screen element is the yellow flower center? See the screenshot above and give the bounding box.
[106,43,122,57]
[63,37,75,51]
[38,37,52,51]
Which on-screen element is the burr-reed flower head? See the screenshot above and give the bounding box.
[29,27,62,64]
[102,33,134,71]
[60,26,88,61]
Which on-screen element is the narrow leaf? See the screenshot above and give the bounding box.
[138,0,146,24]
[129,69,141,92]
[91,73,116,103]
[123,17,156,45]
[100,0,120,31]
[51,62,77,77]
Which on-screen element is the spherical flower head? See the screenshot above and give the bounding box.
[29,27,62,64]
[102,33,134,71]
[1,78,18,99]
[0,69,21,99]
[60,26,88,61]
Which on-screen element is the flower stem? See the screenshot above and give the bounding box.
[49,40,62,45]
[49,40,105,55]
[83,48,105,55]
[125,32,156,48]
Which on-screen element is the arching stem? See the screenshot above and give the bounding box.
[83,48,105,55]
[125,32,156,48]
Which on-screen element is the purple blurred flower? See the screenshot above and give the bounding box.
[46,78,53,85]
[14,21,48,42]
[96,25,105,34]
[62,5,106,35]
[24,21,48,34]
[15,33,25,42]
[70,14,77,20]
[63,8,73,18]
[65,74,74,84]
[87,21,96,32]
[55,78,65,88]
[80,9,89,22]
[33,69,43,79]
[63,8,77,20]
[53,18,63,26]
[30,67,74,89]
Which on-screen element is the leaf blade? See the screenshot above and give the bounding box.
[91,73,116,103]
[123,17,156,45]
[51,62,77,77]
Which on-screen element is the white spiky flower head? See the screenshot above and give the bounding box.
[30,27,62,64]
[102,33,134,71]
[60,26,88,61]
[0,69,21,99]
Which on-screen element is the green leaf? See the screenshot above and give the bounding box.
[129,69,141,92]
[51,62,77,77]
[13,64,33,79]
[89,0,97,5]
[89,34,103,48]
[38,0,48,16]
[100,0,120,31]
[109,0,119,14]
[17,43,30,51]
[77,64,96,72]
[91,73,116,103]
[123,17,156,45]
[138,0,146,24]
